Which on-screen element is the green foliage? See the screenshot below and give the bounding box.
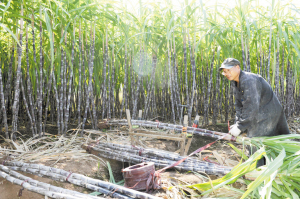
[186,134,300,198]
[106,161,115,184]
[0,0,300,97]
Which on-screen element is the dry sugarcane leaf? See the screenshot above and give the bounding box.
[224,158,239,167]
[212,151,226,165]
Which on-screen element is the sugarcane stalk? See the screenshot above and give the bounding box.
[78,21,82,125]
[151,56,158,117]
[144,55,157,119]
[20,75,35,136]
[102,30,108,119]
[0,66,8,138]
[38,20,43,136]
[81,42,90,135]
[274,33,280,97]
[5,44,14,112]
[167,41,176,124]
[173,35,181,121]
[120,43,128,118]
[111,42,115,119]
[241,32,246,71]
[285,59,291,117]
[107,44,111,119]
[65,24,75,131]
[132,55,136,113]
[162,64,166,119]
[183,28,189,114]
[219,75,223,122]
[52,71,61,135]
[12,6,23,133]
[25,25,38,136]
[170,39,178,122]
[230,81,234,118]
[203,49,215,126]
[280,46,285,105]
[59,29,65,134]
[63,33,68,134]
[90,25,97,128]
[224,79,229,122]
[267,20,273,83]
[259,43,263,76]
[187,31,196,126]
[200,64,206,116]
[247,40,251,72]
[43,31,54,134]
[132,50,143,119]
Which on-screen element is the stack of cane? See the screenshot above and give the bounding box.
[2,161,160,199]
[107,119,238,142]
[82,142,232,176]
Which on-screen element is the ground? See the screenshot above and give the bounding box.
[0,117,299,199]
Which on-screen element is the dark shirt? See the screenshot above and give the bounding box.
[232,70,290,137]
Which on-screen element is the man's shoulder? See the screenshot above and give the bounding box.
[241,71,263,79]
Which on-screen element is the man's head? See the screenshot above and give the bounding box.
[219,58,241,82]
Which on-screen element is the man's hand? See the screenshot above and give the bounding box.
[229,124,241,137]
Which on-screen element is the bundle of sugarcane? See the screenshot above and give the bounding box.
[107,119,237,142]
[82,143,232,175]
[4,161,160,199]
[96,142,219,167]
[5,164,132,199]
[0,164,103,199]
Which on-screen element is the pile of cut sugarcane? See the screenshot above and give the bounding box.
[1,161,159,199]
[82,142,233,176]
[107,119,237,141]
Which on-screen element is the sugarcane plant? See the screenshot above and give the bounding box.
[0,0,299,137]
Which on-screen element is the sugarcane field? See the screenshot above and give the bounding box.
[2,0,300,198]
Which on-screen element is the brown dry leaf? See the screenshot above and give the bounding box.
[212,151,226,165]
[224,158,239,167]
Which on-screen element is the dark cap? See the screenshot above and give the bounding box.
[219,58,240,71]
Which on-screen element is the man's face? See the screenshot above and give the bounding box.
[222,65,240,81]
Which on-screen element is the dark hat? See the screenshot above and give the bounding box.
[219,58,240,71]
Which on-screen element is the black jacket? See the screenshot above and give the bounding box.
[232,70,290,137]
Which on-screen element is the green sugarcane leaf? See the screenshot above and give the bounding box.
[44,10,54,68]
[280,177,299,199]
[106,161,115,184]
[89,191,102,196]
[228,143,248,160]
[0,23,21,47]
[186,147,265,194]
[240,148,285,199]
[259,168,278,199]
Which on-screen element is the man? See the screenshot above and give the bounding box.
[220,58,290,137]
[219,58,290,165]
